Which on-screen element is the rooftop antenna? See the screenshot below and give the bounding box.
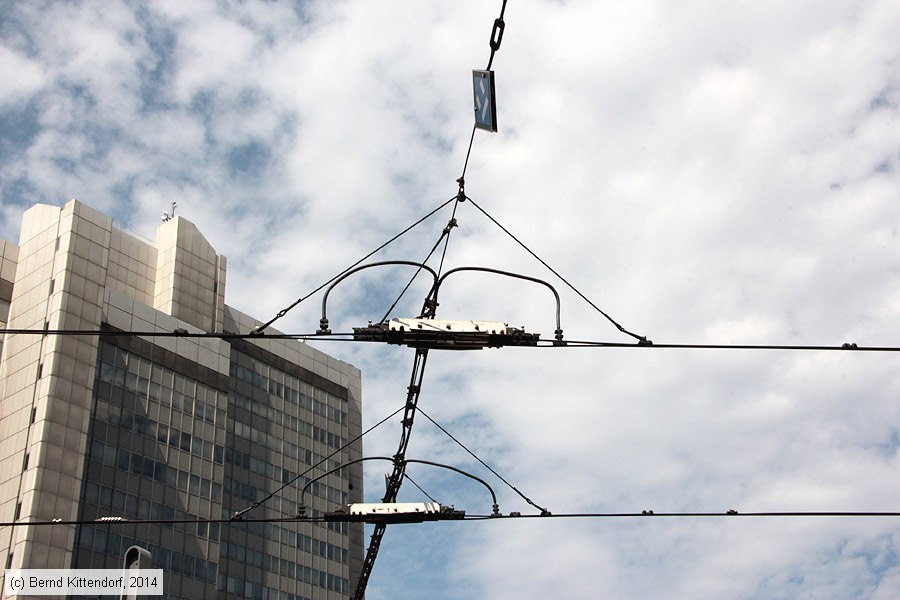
[161,201,177,223]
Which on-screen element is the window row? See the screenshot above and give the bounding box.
[218,512,349,541]
[224,446,345,492]
[231,360,347,424]
[223,476,347,513]
[88,439,222,503]
[76,527,217,584]
[232,417,346,453]
[221,531,347,567]
[277,527,346,557]
[218,565,347,598]
[233,390,346,446]
[217,574,312,600]
[103,342,224,405]
[81,480,220,541]
[94,398,224,464]
[98,359,224,426]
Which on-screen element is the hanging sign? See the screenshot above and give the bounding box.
[472,70,498,132]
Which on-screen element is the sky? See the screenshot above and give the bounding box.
[2,0,900,598]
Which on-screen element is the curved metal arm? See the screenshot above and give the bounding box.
[431,266,564,343]
[300,457,394,509]
[299,456,500,516]
[318,261,439,333]
[404,459,500,515]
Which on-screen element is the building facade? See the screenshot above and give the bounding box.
[0,200,364,599]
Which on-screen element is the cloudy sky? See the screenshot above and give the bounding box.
[2,0,900,598]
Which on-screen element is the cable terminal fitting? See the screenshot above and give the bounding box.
[553,328,565,347]
[317,318,331,335]
[456,177,466,202]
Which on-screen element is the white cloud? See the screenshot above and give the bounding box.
[0,45,45,106]
[2,0,900,598]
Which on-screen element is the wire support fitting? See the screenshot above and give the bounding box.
[317,318,331,335]
[443,218,458,235]
[420,298,438,317]
[491,503,500,517]
[553,328,565,346]
[456,177,466,203]
[490,18,505,52]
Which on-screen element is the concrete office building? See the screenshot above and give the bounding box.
[0,200,364,599]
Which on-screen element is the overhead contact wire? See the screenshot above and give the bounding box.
[3,328,896,353]
[418,407,549,515]
[467,196,649,343]
[7,509,899,530]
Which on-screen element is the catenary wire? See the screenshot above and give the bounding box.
[377,207,460,324]
[435,194,463,279]
[5,510,900,529]
[485,0,509,71]
[417,407,549,515]
[466,195,649,343]
[459,126,478,182]
[0,516,331,528]
[378,0,495,323]
[462,511,900,520]
[538,339,900,352]
[460,0,507,181]
[353,5,515,595]
[253,195,456,334]
[401,472,439,504]
[231,404,405,520]
[3,328,899,353]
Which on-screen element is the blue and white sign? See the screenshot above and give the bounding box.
[472,70,497,132]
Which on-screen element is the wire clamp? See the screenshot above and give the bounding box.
[420,298,439,318]
[553,328,565,346]
[489,18,505,52]
[456,177,466,202]
[317,318,331,335]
